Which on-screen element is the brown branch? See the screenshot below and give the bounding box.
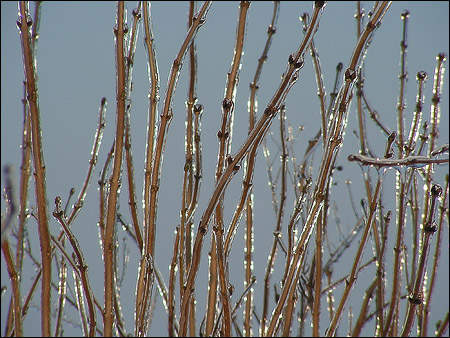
[53,196,97,337]
[266,3,392,336]
[137,3,212,336]
[124,2,144,253]
[67,97,107,225]
[1,239,22,337]
[348,153,449,168]
[214,3,250,335]
[54,251,67,337]
[17,2,51,335]
[401,185,442,336]
[405,71,427,155]
[396,10,409,157]
[168,226,180,337]
[180,3,328,336]
[421,174,449,335]
[104,2,126,335]
[146,0,211,259]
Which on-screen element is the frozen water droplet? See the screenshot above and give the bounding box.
[417,71,427,81]
[431,184,443,197]
[406,162,427,169]
[299,12,308,24]
[315,1,326,9]
[16,16,23,29]
[406,141,416,154]
[394,165,407,183]
[132,8,141,19]
[194,104,203,114]
[401,10,409,20]
[267,24,276,34]
[376,166,387,183]
[345,68,357,81]
[354,160,370,180]
[437,53,447,62]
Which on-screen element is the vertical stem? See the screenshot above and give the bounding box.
[421,53,447,233]
[326,174,384,337]
[104,2,126,335]
[2,239,23,337]
[214,2,250,336]
[244,195,253,337]
[205,234,218,336]
[168,227,180,337]
[146,0,211,259]
[141,4,212,335]
[265,3,391,336]
[178,5,199,334]
[383,10,410,335]
[17,2,51,336]
[355,2,366,154]
[312,212,323,336]
[301,11,328,146]
[406,71,427,156]
[142,0,159,257]
[396,10,409,157]
[262,106,287,336]
[124,3,143,253]
[422,176,448,335]
[180,3,327,335]
[401,185,442,336]
[135,3,159,335]
[3,81,32,338]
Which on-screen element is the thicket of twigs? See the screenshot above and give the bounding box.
[1,1,449,337]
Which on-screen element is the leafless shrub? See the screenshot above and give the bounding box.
[1,1,449,337]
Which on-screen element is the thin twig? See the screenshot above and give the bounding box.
[53,196,97,337]
[180,4,326,335]
[348,153,448,168]
[401,185,443,336]
[267,3,392,336]
[17,2,51,335]
[104,3,126,335]
[67,98,107,225]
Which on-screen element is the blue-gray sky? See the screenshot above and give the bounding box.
[2,2,449,336]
